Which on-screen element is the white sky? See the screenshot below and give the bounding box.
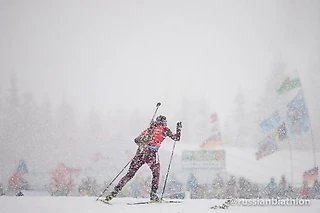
[0,0,319,119]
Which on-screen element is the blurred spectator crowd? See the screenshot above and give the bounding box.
[1,173,319,199]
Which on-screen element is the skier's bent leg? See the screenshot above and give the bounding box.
[105,154,144,201]
[114,157,144,193]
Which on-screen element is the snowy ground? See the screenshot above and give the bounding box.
[1,196,320,213]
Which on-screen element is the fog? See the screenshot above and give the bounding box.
[0,0,319,191]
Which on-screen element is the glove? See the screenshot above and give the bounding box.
[134,133,144,145]
[176,121,182,129]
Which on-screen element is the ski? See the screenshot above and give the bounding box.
[127,200,182,205]
[99,199,112,205]
[210,199,233,209]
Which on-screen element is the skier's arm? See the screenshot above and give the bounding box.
[165,122,182,141]
[134,129,148,144]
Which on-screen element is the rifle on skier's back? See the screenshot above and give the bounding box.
[134,121,156,152]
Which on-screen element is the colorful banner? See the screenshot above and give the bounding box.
[200,132,222,150]
[286,89,310,136]
[52,162,80,187]
[200,112,222,149]
[182,150,225,169]
[256,135,279,160]
[269,122,287,142]
[16,159,28,174]
[303,166,318,183]
[260,111,281,134]
[8,159,28,186]
[277,77,301,94]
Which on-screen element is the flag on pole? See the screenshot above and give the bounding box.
[260,111,281,134]
[277,77,301,94]
[200,133,222,150]
[8,159,28,187]
[256,135,279,160]
[303,166,318,183]
[200,112,222,149]
[269,122,287,141]
[286,89,310,136]
[16,159,28,174]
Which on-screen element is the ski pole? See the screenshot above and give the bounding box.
[96,159,131,201]
[160,140,177,200]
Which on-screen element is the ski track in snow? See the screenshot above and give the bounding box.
[0,197,320,213]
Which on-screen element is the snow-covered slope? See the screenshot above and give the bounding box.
[0,196,319,213]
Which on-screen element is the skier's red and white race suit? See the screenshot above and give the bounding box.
[113,124,181,193]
